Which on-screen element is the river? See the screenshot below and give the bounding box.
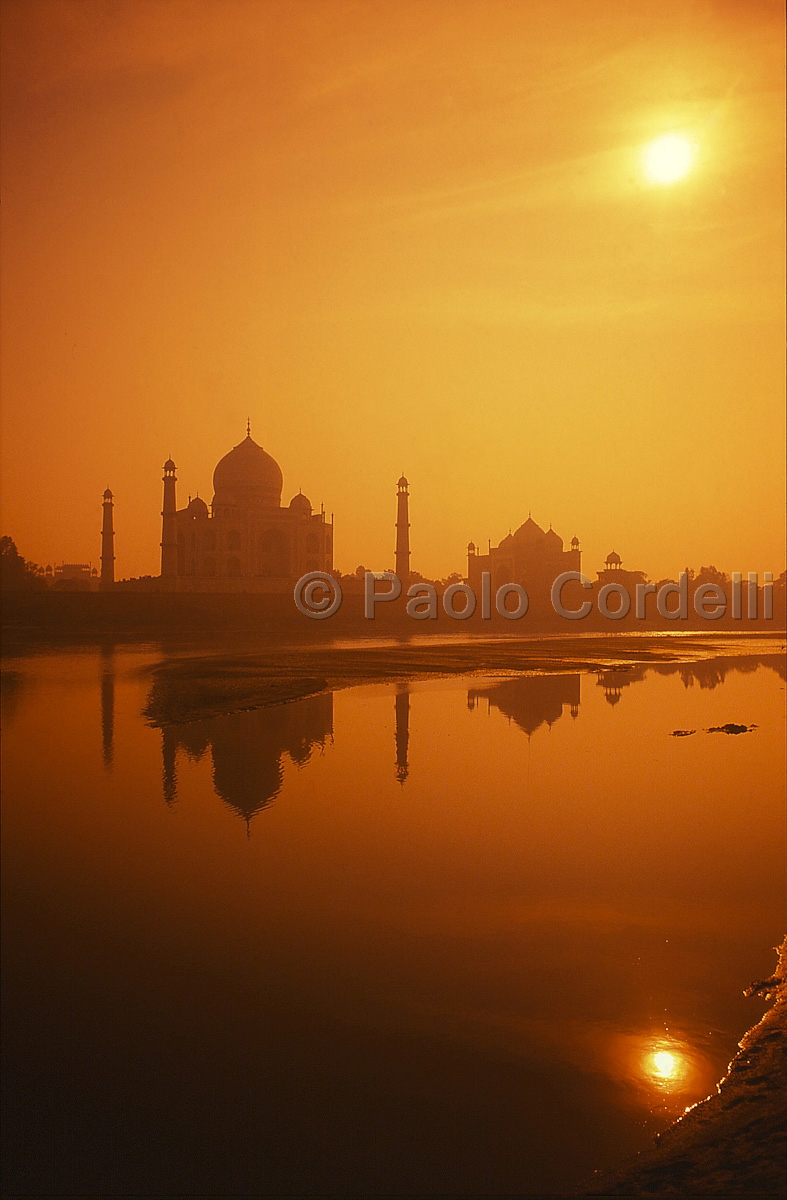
[2,641,784,1195]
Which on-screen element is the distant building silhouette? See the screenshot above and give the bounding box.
[596,550,647,592]
[159,426,333,591]
[160,692,333,830]
[467,517,581,594]
[51,561,98,590]
[467,674,581,736]
[395,476,411,588]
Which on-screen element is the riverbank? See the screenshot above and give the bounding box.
[580,938,787,1196]
[3,586,784,638]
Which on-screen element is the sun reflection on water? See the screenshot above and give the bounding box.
[652,1050,677,1077]
[640,1040,692,1093]
[603,1029,711,1116]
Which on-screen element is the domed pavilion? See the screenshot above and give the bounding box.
[466,515,581,595]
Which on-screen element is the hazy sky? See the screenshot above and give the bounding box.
[1,0,784,579]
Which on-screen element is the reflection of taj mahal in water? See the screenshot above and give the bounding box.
[95,654,783,829]
[159,424,333,592]
[160,694,334,829]
[152,678,582,826]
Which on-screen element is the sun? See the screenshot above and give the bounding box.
[643,133,695,185]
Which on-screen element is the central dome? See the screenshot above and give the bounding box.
[212,434,283,509]
[513,516,545,542]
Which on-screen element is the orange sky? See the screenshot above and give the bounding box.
[1,0,784,580]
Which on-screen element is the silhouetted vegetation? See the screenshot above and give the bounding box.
[0,537,46,592]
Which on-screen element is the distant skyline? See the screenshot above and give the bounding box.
[1,0,784,580]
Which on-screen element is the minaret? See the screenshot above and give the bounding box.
[100,488,115,588]
[395,474,410,587]
[160,458,178,578]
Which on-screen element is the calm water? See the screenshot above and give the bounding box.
[2,643,785,1196]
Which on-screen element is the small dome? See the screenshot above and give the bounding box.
[544,526,563,550]
[163,458,177,472]
[103,488,113,500]
[398,475,409,488]
[570,536,580,549]
[212,434,282,509]
[289,491,312,515]
[187,496,209,517]
[606,550,622,565]
[467,541,476,553]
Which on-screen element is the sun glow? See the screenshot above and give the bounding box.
[643,133,696,184]
[652,1050,678,1078]
[640,1041,692,1092]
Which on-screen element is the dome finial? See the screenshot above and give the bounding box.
[246,416,251,438]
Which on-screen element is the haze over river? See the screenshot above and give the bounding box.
[2,640,784,1195]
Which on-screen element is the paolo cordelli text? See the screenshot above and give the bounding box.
[293,571,774,621]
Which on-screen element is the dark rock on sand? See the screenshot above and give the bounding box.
[706,723,758,735]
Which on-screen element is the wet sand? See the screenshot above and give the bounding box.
[580,938,787,1196]
[143,633,785,725]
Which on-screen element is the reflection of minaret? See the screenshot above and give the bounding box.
[395,475,410,588]
[100,489,115,589]
[160,458,178,578]
[100,646,115,770]
[395,687,410,784]
[162,726,178,805]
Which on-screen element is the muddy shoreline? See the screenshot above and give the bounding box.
[142,633,786,726]
[580,939,787,1196]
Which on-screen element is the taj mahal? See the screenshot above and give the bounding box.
[90,425,597,594]
[157,425,333,592]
